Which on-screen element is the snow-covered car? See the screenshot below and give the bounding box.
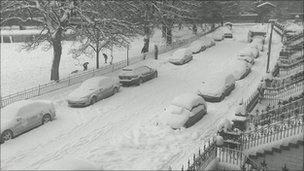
[42,158,100,170]
[201,36,216,48]
[67,76,120,107]
[238,47,258,59]
[119,65,158,86]
[226,60,252,80]
[197,74,236,102]
[237,56,255,65]
[160,93,207,129]
[213,33,224,41]
[221,27,233,38]
[169,48,193,65]
[189,40,206,54]
[1,100,56,143]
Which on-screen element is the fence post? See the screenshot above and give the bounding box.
[38,84,41,96]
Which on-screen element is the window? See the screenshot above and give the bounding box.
[3,36,11,43]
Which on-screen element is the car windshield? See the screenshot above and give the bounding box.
[80,80,99,90]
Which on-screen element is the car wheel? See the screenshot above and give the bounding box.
[42,114,52,124]
[137,78,143,86]
[1,130,13,143]
[113,87,119,94]
[90,96,97,105]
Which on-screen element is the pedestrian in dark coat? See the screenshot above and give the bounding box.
[103,53,108,63]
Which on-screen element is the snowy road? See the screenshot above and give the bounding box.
[0,24,282,170]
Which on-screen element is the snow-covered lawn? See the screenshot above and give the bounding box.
[1,25,208,96]
[0,24,282,170]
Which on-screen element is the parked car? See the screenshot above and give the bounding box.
[160,93,207,129]
[67,76,120,107]
[226,60,252,80]
[1,100,56,143]
[119,65,158,86]
[221,27,233,38]
[238,47,257,59]
[202,36,216,48]
[189,40,206,54]
[197,74,236,102]
[238,56,255,65]
[169,48,193,65]
[213,33,224,41]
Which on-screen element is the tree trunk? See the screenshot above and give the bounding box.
[96,43,100,69]
[142,25,150,54]
[162,25,166,38]
[166,23,172,45]
[50,29,63,81]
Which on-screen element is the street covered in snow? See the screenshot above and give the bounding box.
[0,23,283,170]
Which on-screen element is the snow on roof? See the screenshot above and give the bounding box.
[224,60,250,80]
[171,93,206,111]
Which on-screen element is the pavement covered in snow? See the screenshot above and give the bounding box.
[0,24,282,170]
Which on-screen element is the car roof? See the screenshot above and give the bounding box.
[123,65,150,70]
[1,100,50,119]
[171,93,206,111]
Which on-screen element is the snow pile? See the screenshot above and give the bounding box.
[188,40,205,54]
[224,60,251,80]
[238,47,257,59]
[41,157,101,170]
[159,93,206,129]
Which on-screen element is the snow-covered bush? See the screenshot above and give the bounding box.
[160,93,207,129]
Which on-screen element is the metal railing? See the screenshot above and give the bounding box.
[241,114,304,150]
[1,26,220,108]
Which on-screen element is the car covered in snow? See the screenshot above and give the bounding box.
[119,65,158,86]
[169,48,193,65]
[202,36,216,48]
[213,32,224,41]
[197,74,236,102]
[238,47,259,59]
[221,27,233,38]
[160,93,207,129]
[237,56,254,65]
[1,100,56,143]
[189,40,206,54]
[67,76,120,107]
[225,60,252,80]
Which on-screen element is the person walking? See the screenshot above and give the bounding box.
[83,62,89,71]
[154,44,158,60]
[103,53,108,64]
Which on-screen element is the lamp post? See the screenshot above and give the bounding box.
[266,19,277,73]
